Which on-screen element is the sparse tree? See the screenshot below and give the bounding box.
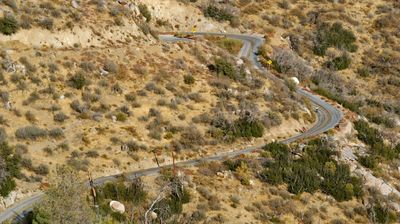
[32,166,95,224]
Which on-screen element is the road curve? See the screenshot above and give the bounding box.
[0,33,342,222]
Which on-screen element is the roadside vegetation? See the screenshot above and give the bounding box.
[261,140,363,202]
[0,142,20,197]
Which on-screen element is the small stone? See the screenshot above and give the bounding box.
[150,211,158,220]
[110,200,125,214]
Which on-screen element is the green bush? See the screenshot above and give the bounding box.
[232,118,264,138]
[357,67,370,77]
[368,201,398,224]
[69,72,87,90]
[313,22,357,56]
[325,54,352,70]
[358,155,377,169]
[184,74,195,85]
[260,140,363,201]
[0,15,19,35]
[313,87,361,113]
[213,57,243,80]
[354,120,399,161]
[0,142,20,197]
[354,120,383,146]
[115,112,127,122]
[203,5,234,22]
[138,4,151,22]
[366,114,396,128]
[0,178,16,197]
[286,162,321,194]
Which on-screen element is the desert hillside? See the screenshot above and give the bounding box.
[0,0,399,223]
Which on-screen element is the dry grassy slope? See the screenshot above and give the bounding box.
[0,0,317,205]
[140,165,368,224]
[239,0,400,124]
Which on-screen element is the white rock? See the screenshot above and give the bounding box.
[4,101,12,110]
[110,200,125,213]
[290,77,300,85]
[249,180,255,186]
[71,0,80,9]
[150,211,158,220]
[216,172,225,178]
[100,68,109,76]
[59,95,65,100]
[112,115,117,122]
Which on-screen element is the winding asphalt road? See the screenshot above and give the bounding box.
[0,33,343,222]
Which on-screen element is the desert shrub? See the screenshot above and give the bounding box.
[278,0,290,9]
[262,112,282,128]
[103,60,118,74]
[231,118,264,138]
[0,15,19,35]
[0,128,7,144]
[203,5,236,24]
[184,74,195,85]
[48,128,64,139]
[357,67,370,77]
[3,0,18,10]
[19,56,37,74]
[192,113,212,124]
[69,72,87,90]
[272,48,313,81]
[111,83,123,94]
[67,158,90,171]
[97,179,147,205]
[15,126,47,140]
[115,112,127,122]
[313,87,361,113]
[213,57,242,80]
[138,4,151,22]
[38,18,54,30]
[48,63,58,73]
[85,150,99,158]
[368,201,397,224]
[179,126,205,149]
[325,54,352,70]
[80,61,96,72]
[33,164,49,175]
[70,100,88,113]
[25,111,37,123]
[188,92,203,102]
[21,157,33,170]
[354,120,383,146]
[358,155,377,169]
[138,22,151,36]
[313,22,357,56]
[213,115,265,142]
[124,92,136,102]
[366,114,396,129]
[216,38,243,54]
